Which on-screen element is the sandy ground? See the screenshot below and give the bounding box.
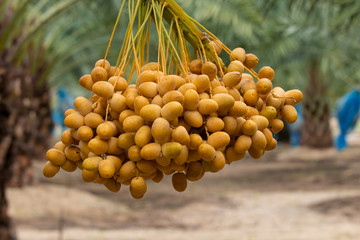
[7,145,360,240]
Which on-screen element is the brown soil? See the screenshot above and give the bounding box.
[7,145,360,240]
[310,196,360,219]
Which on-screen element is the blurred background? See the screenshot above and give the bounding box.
[1,0,360,239]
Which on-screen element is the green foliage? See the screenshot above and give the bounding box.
[4,0,359,100]
[179,0,261,48]
[0,0,83,91]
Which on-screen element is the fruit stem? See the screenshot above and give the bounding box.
[156,0,226,72]
[104,0,126,63]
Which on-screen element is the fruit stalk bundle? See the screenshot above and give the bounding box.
[43,0,303,199]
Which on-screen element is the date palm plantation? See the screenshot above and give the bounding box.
[0,0,360,239]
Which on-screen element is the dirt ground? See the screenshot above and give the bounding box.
[7,145,360,240]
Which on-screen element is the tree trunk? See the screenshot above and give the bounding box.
[0,49,53,240]
[300,62,333,148]
[0,139,16,240]
[0,2,53,237]
[0,65,17,240]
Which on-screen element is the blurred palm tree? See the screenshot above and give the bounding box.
[0,1,122,238]
[261,0,360,147]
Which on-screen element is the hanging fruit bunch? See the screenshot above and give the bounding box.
[43,0,303,199]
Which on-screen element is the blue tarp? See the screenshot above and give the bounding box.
[335,90,360,150]
[51,88,74,129]
[288,104,303,146]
